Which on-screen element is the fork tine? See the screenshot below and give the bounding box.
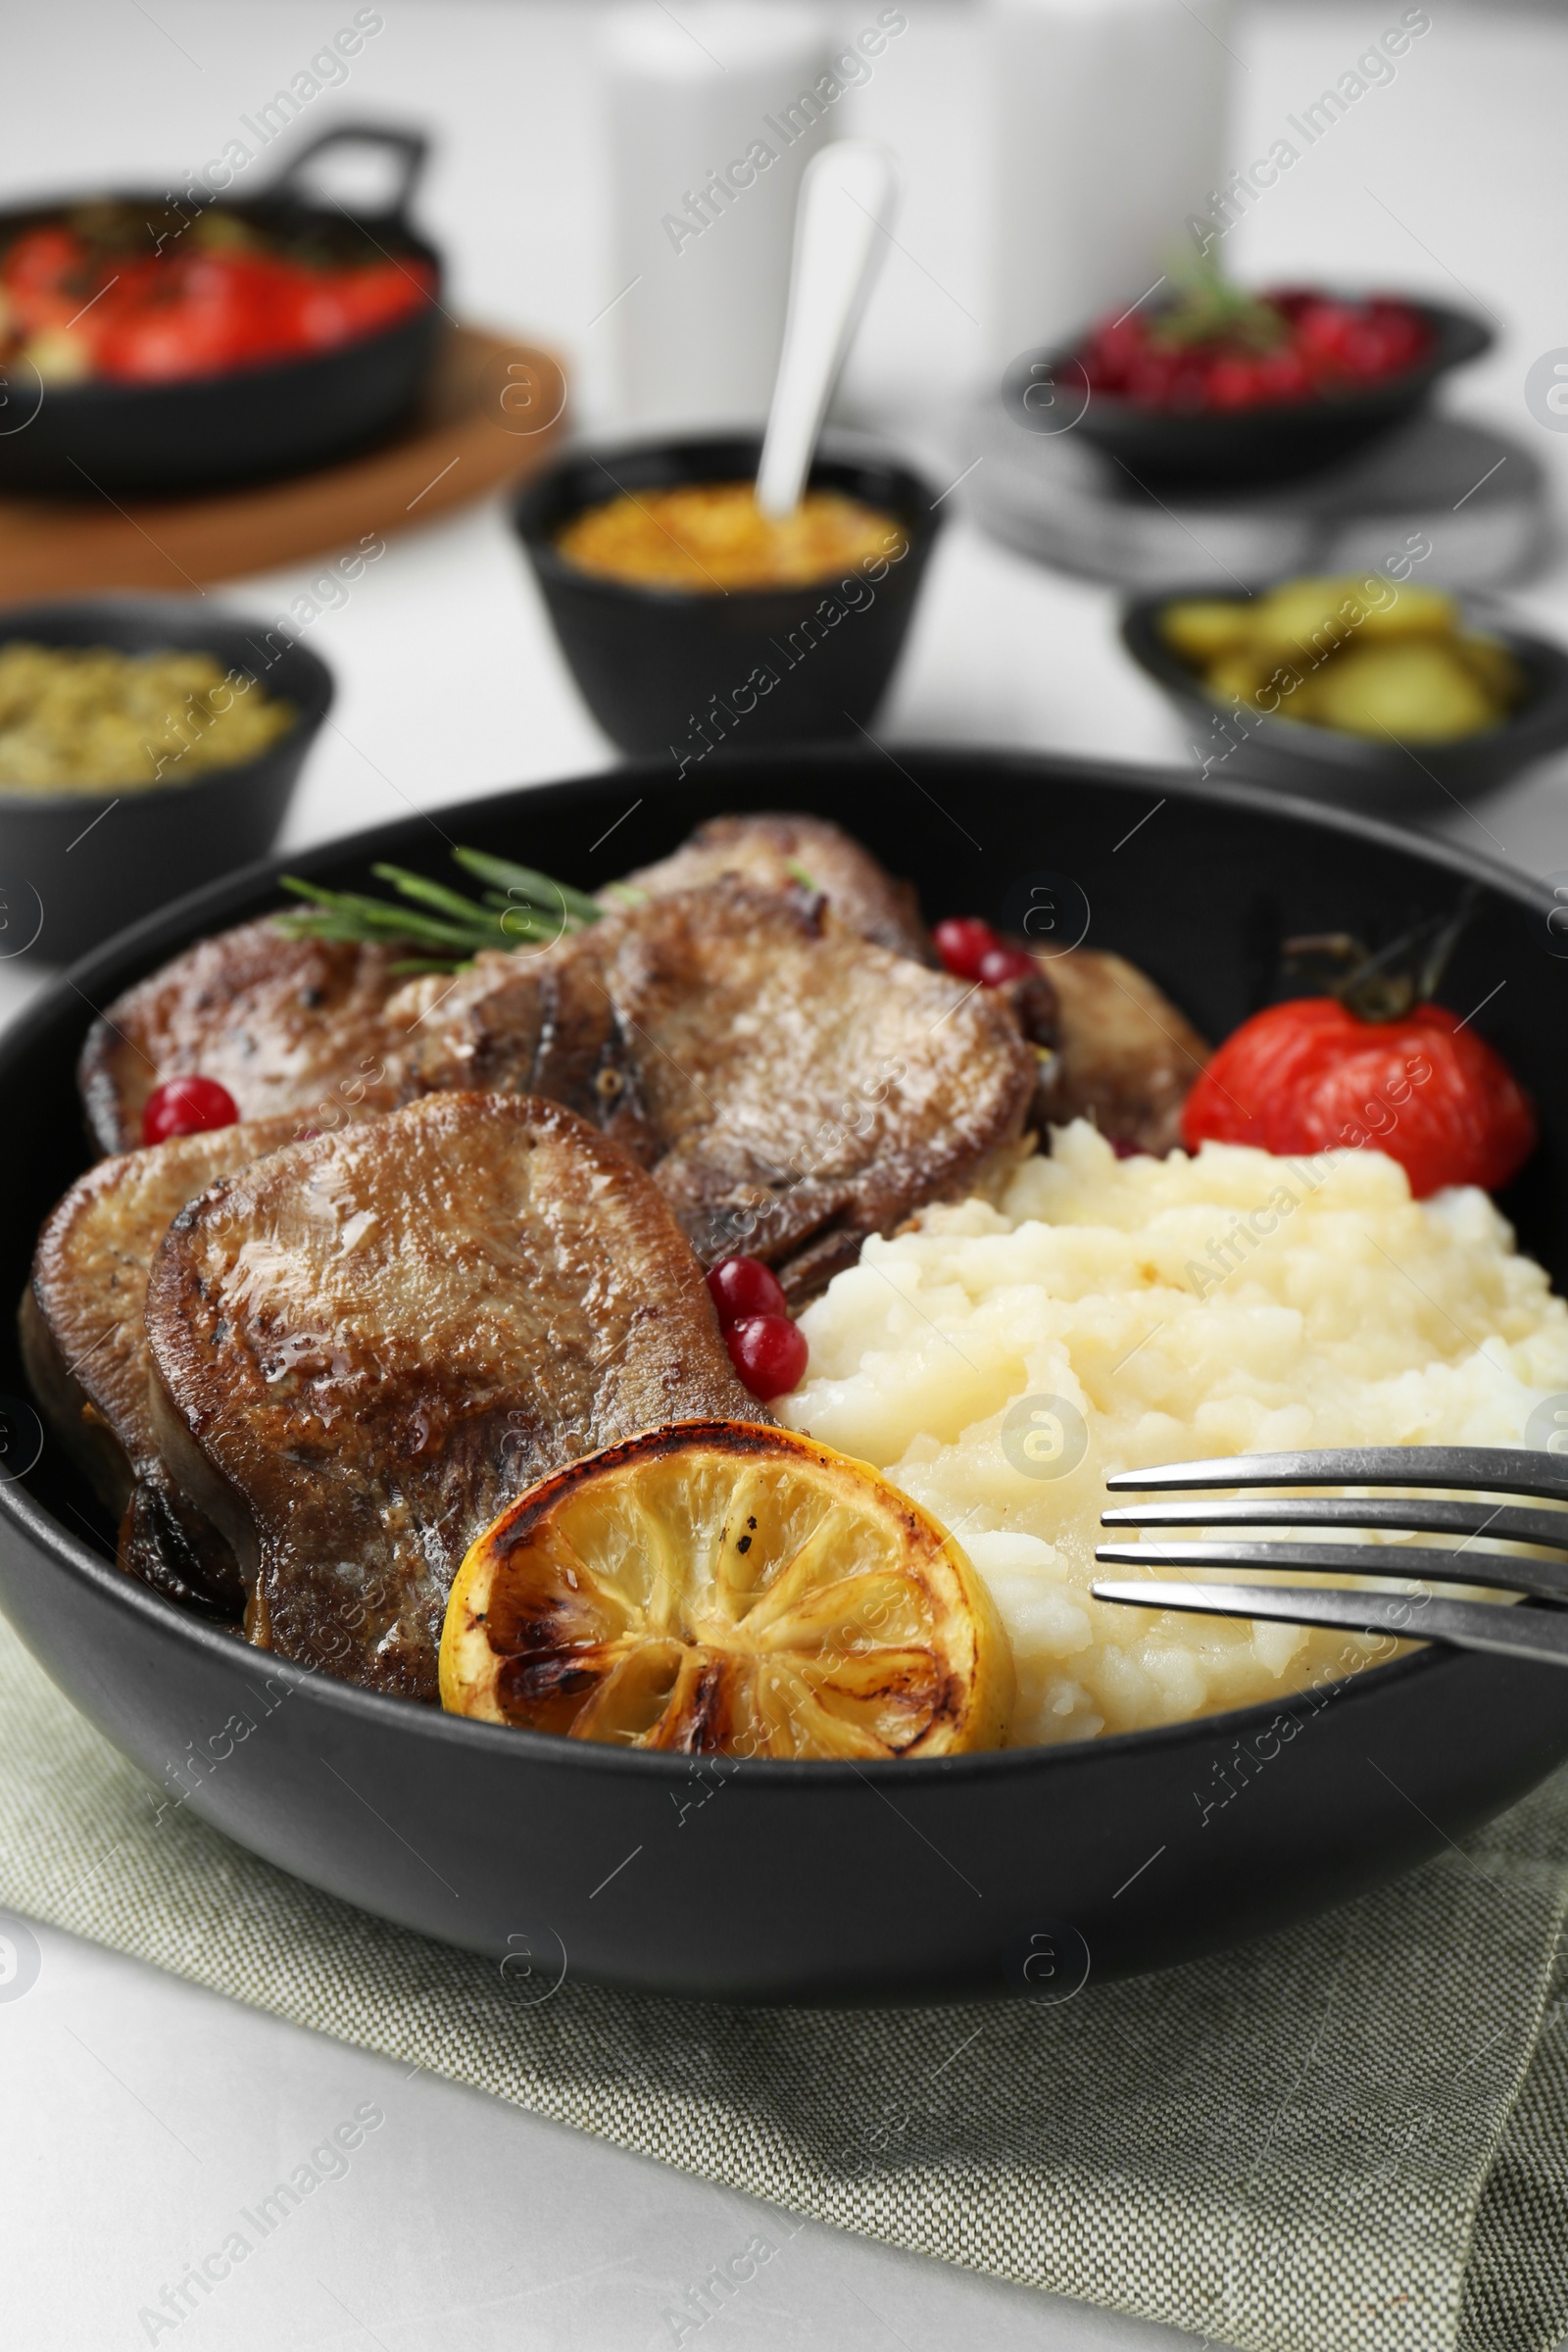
[1103,1447,1568,1500]
[1090,1578,1568,1670]
[1093,1538,1568,1605]
[1100,1495,1568,1550]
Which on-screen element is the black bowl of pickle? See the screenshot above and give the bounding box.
[0,596,333,964]
[1121,571,1568,806]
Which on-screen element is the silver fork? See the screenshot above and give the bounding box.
[1091,1447,1568,1669]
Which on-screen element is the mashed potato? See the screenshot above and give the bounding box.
[780,1123,1568,1745]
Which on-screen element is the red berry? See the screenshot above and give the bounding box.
[1295,300,1361,367]
[141,1075,239,1146]
[726,1314,808,1401]
[1077,286,1431,416]
[708,1254,788,1328]
[1255,348,1311,403]
[1205,356,1266,411]
[1082,317,1144,390]
[932,916,999,981]
[1129,349,1182,406]
[977,943,1035,987]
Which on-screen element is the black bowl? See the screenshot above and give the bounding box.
[1012,299,1493,490]
[0,595,333,964]
[511,432,941,758]
[2,747,1567,2006]
[0,125,445,496]
[1122,583,1568,807]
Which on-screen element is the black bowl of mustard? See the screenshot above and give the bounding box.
[511,431,943,760]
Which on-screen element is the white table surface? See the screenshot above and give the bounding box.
[4,6,1568,2346]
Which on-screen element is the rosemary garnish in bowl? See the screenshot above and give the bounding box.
[1147,253,1291,355]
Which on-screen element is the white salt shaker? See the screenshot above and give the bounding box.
[598,2,835,435]
[986,0,1235,368]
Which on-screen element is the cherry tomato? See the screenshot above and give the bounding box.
[976,943,1035,987]
[3,225,83,293]
[97,253,291,379]
[97,304,254,381]
[726,1314,808,1401]
[141,1075,239,1147]
[933,916,999,980]
[707,1254,788,1328]
[1181,999,1536,1198]
[301,259,433,343]
[16,226,436,385]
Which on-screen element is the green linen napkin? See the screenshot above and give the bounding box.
[1,1606,1565,2352]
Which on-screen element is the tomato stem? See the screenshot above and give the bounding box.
[1282,886,1479,1022]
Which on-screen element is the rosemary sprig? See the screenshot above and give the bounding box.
[1150,250,1290,354]
[274,846,607,972]
[451,847,604,925]
[275,878,487,951]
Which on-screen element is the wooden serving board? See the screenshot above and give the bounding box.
[0,324,567,599]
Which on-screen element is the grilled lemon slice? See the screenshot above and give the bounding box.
[439,1420,1013,1758]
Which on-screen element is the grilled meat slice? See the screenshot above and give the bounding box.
[400,882,1038,1299]
[604,887,1036,1288]
[1034,947,1208,1154]
[616,812,930,960]
[80,921,409,1156]
[74,817,926,1154]
[144,1094,760,1701]
[389,939,660,1168]
[22,1115,304,1617]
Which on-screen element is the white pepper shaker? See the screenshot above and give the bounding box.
[599,2,835,434]
[987,0,1235,367]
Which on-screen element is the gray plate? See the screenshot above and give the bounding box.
[962,402,1549,593]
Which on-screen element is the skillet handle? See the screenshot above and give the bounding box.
[268,122,430,220]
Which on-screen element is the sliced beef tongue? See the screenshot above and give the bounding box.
[78,920,410,1156]
[1034,947,1209,1156]
[616,811,930,961]
[401,880,1039,1301]
[390,938,660,1170]
[22,1113,307,1618]
[76,818,930,1162]
[144,1094,760,1702]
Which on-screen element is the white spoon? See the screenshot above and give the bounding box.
[755,139,900,520]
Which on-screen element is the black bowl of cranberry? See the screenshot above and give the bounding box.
[1012,281,1493,489]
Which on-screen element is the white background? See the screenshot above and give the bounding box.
[2,4,1567,2346]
